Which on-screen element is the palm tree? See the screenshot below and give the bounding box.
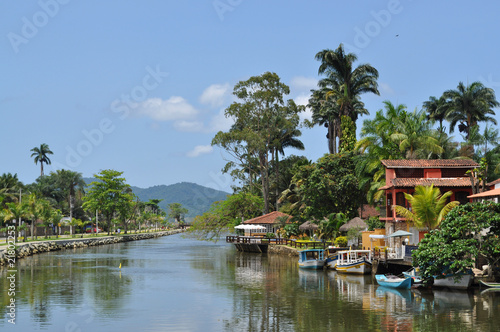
[443,81,499,140]
[55,169,85,223]
[423,95,448,132]
[3,202,28,243]
[392,184,459,230]
[315,44,379,127]
[390,108,443,159]
[0,173,23,205]
[26,193,44,240]
[355,101,406,205]
[307,84,341,154]
[30,143,54,177]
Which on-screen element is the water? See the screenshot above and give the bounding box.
[1,234,499,331]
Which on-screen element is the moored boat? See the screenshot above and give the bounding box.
[479,280,500,288]
[336,250,372,275]
[298,249,325,269]
[375,274,412,289]
[433,271,473,290]
[325,246,348,269]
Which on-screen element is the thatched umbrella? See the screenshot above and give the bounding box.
[339,217,367,232]
[299,220,319,237]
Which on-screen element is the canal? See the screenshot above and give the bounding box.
[1,233,499,331]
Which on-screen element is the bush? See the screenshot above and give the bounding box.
[265,233,275,239]
[64,231,70,235]
[334,236,348,247]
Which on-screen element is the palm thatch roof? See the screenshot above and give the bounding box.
[299,220,319,231]
[339,217,367,232]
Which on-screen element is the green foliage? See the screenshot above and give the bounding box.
[293,152,361,220]
[30,143,53,177]
[187,192,264,241]
[392,184,459,230]
[167,203,188,223]
[366,216,385,231]
[283,223,299,238]
[334,236,348,247]
[339,115,356,153]
[413,202,500,280]
[82,169,133,235]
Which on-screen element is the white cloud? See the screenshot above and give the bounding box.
[174,120,204,132]
[290,76,318,91]
[199,83,230,108]
[187,145,213,158]
[132,97,198,121]
[379,82,395,95]
[207,108,234,132]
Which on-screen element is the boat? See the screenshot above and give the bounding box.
[298,249,325,269]
[336,249,372,275]
[433,271,473,290]
[402,268,424,284]
[375,274,412,289]
[479,280,500,288]
[324,246,348,269]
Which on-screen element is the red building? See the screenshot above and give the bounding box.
[379,159,479,244]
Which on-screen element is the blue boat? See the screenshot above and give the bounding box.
[375,274,412,289]
[298,249,325,269]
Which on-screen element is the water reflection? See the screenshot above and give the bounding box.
[1,235,500,331]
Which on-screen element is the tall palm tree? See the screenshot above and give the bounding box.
[55,169,85,222]
[392,184,459,230]
[355,101,406,205]
[423,95,448,133]
[307,84,341,154]
[390,108,443,159]
[443,81,499,140]
[30,143,54,177]
[315,44,379,124]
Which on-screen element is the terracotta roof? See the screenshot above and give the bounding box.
[379,177,473,190]
[381,159,479,168]
[243,211,292,225]
[467,188,500,199]
[487,178,500,187]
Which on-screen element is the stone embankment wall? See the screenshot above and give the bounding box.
[267,245,299,256]
[0,230,184,266]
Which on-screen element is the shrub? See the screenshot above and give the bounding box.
[334,236,348,247]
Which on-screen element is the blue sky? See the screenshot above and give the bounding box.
[2,0,500,193]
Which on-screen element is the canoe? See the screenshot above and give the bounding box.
[375,274,412,289]
[479,280,500,288]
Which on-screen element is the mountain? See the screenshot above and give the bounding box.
[83,178,229,219]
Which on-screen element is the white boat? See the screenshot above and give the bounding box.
[433,272,473,290]
[336,250,372,275]
[298,249,325,269]
[325,246,348,269]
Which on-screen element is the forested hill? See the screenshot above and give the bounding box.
[84,179,230,219]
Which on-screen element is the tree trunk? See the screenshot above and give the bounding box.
[260,152,270,214]
[275,149,280,211]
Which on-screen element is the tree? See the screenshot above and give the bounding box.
[30,143,54,177]
[26,193,45,240]
[314,44,379,145]
[54,169,86,223]
[82,169,133,235]
[0,173,23,206]
[3,201,27,243]
[390,108,443,159]
[212,72,304,213]
[293,152,362,221]
[50,209,63,238]
[392,184,459,230]
[355,101,406,205]
[423,95,448,132]
[413,202,500,281]
[188,192,263,241]
[443,81,499,140]
[167,203,188,225]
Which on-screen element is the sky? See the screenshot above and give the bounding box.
[2,0,500,193]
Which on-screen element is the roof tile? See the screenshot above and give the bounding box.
[243,211,292,224]
[381,159,479,168]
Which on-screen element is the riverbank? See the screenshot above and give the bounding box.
[0,229,184,266]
